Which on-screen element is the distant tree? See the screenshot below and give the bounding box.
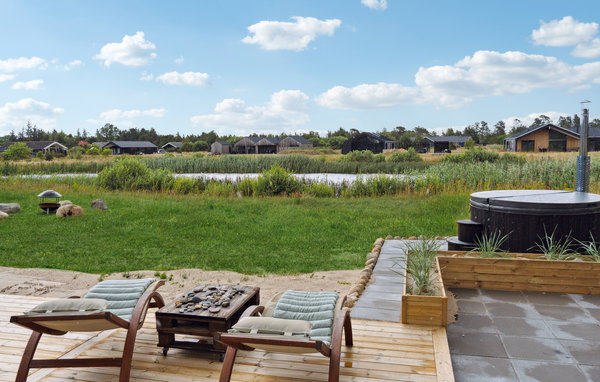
[558,116,573,129]
[1,142,32,160]
[327,127,351,138]
[193,140,209,151]
[327,136,347,149]
[463,125,479,143]
[493,121,506,136]
[443,128,457,136]
[181,142,194,152]
[413,126,430,136]
[397,134,413,149]
[590,118,600,128]
[96,123,120,141]
[573,114,581,131]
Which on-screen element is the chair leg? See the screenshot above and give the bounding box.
[119,323,139,382]
[344,313,353,347]
[16,331,42,382]
[328,345,341,382]
[219,346,238,382]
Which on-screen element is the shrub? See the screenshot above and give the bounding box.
[97,158,171,190]
[68,146,84,159]
[44,151,54,161]
[304,183,335,197]
[373,153,386,163]
[172,177,196,194]
[193,140,209,152]
[387,148,423,163]
[86,147,100,155]
[237,177,255,196]
[464,138,475,149]
[101,148,112,156]
[442,147,499,163]
[36,151,44,159]
[340,150,375,162]
[253,164,301,196]
[2,142,32,160]
[205,182,234,196]
[181,142,194,152]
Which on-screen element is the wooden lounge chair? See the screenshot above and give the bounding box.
[10,278,165,382]
[217,290,353,382]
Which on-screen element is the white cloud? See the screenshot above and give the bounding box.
[316,82,419,109]
[175,56,184,64]
[63,59,83,71]
[502,111,569,128]
[139,72,154,81]
[94,31,156,67]
[100,108,167,121]
[361,0,387,10]
[317,50,600,109]
[0,74,16,82]
[532,16,597,47]
[11,79,43,90]
[190,89,309,135]
[572,38,600,58]
[155,71,210,86]
[0,57,47,72]
[242,16,342,51]
[0,98,63,132]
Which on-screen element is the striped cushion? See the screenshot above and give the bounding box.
[83,278,155,321]
[272,290,338,346]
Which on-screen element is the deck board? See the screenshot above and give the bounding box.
[0,294,453,381]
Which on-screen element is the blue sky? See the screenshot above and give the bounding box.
[1,0,599,137]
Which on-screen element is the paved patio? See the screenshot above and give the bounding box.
[448,288,600,382]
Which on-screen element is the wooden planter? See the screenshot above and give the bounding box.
[402,257,448,326]
[437,250,600,295]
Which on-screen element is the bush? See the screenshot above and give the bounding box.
[340,150,375,162]
[68,146,84,159]
[101,148,112,156]
[172,177,196,194]
[237,177,255,196]
[442,147,499,163]
[193,141,209,152]
[96,158,175,190]
[304,183,335,197]
[181,142,194,152]
[464,138,475,149]
[44,151,54,161]
[373,153,386,163]
[205,182,234,196]
[2,142,32,160]
[253,164,301,196]
[36,151,44,159]
[387,148,423,163]
[86,147,101,155]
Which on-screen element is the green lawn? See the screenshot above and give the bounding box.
[0,184,469,274]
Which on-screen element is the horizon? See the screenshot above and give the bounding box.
[1,1,599,137]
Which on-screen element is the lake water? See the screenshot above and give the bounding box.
[8,173,407,184]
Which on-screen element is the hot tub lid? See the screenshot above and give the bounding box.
[471,190,600,215]
[37,190,62,198]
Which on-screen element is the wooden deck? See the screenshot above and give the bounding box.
[0,294,453,382]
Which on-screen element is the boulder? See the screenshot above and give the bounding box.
[56,204,84,218]
[0,203,20,214]
[91,199,108,210]
[0,211,8,219]
[59,200,73,206]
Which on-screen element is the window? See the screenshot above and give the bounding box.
[548,129,566,152]
[521,140,534,152]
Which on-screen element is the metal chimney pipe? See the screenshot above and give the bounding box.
[575,104,591,192]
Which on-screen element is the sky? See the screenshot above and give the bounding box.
[1,0,599,138]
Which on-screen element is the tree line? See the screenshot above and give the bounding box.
[2,115,600,151]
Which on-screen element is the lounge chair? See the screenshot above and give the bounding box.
[10,278,165,382]
[217,290,353,382]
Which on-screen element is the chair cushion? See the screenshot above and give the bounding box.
[83,278,156,321]
[231,316,312,336]
[27,298,109,315]
[272,290,338,346]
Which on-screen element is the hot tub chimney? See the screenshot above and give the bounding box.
[576,101,591,192]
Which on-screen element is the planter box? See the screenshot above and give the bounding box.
[437,250,600,295]
[402,257,448,326]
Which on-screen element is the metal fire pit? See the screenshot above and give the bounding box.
[38,190,62,214]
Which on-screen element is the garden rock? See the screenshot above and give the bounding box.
[91,199,108,210]
[0,203,20,214]
[56,204,84,217]
[0,211,8,219]
[59,200,73,206]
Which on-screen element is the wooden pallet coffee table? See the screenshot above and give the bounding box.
[155,283,259,359]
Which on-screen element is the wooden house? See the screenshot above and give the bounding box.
[0,141,68,156]
[341,132,395,154]
[424,136,470,153]
[162,142,182,151]
[233,137,281,154]
[503,124,583,152]
[211,140,231,155]
[103,141,158,155]
[278,136,313,151]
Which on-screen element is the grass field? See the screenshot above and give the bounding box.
[0,183,469,274]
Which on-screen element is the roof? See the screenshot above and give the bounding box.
[256,137,280,145]
[104,141,158,148]
[424,136,470,143]
[0,141,67,152]
[348,132,394,143]
[283,136,312,144]
[162,142,183,148]
[91,141,107,148]
[214,140,230,145]
[505,123,580,141]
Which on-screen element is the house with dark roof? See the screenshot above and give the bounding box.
[341,132,396,154]
[211,140,231,155]
[278,136,314,151]
[503,124,585,152]
[162,142,183,151]
[103,141,158,155]
[424,136,471,153]
[0,141,68,156]
[233,137,281,154]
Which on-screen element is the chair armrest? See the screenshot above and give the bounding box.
[131,281,166,329]
[239,305,265,318]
